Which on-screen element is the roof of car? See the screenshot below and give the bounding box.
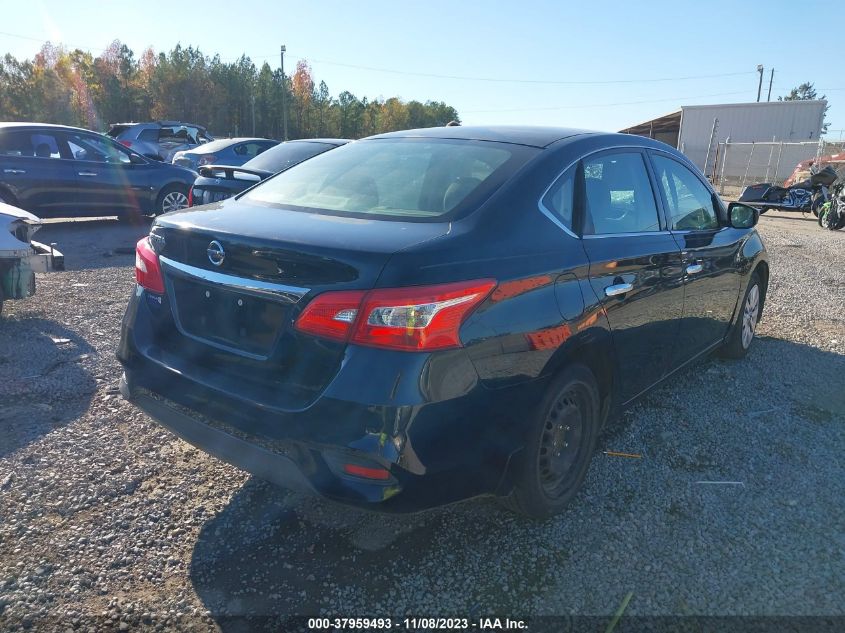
[0,122,100,133]
[366,125,599,148]
[288,138,350,146]
[108,121,207,129]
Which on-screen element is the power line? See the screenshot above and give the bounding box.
[462,90,755,113]
[299,55,757,86]
[0,29,758,86]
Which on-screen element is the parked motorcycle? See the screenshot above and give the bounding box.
[739,164,838,216]
[818,168,845,230]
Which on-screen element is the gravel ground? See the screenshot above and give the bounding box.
[0,212,843,631]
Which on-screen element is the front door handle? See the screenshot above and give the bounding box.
[3,169,26,174]
[78,171,98,177]
[686,263,704,275]
[605,283,633,297]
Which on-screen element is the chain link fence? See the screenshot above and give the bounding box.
[705,139,845,199]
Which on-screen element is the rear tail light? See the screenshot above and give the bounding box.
[197,154,217,166]
[135,236,164,294]
[187,186,193,207]
[119,139,133,148]
[294,279,496,351]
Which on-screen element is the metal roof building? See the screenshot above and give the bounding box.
[620,100,827,172]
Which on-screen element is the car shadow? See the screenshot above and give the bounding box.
[189,335,845,627]
[0,318,97,458]
[189,477,528,629]
[35,217,153,272]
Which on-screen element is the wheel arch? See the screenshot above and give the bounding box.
[752,259,769,314]
[0,184,20,207]
[543,324,617,425]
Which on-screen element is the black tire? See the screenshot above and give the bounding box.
[720,272,763,359]
[155,184,189,216]
[502,364,601,519]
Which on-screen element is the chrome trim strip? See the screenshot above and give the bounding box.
[159,256,310,304]
[583,230,671,239]
[537,199,579,238]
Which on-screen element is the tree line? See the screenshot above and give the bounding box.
[0,41,461,139]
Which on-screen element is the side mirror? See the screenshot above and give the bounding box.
[727,202,759,229]
[129,153,147,165]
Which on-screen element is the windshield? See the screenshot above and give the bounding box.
[242,138,527,221]
[244,141,339,172]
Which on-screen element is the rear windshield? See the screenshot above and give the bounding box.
[242,138,534,221]
[244,141,338,172]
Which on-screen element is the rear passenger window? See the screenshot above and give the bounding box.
[541,167,574,231]
[582,152,661,235]
[651,154,719,231]
[0,131,62,159]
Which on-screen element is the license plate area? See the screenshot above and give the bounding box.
[168,276,286,358]
[197,188,231,204]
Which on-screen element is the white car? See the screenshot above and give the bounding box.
[0,203,64,316]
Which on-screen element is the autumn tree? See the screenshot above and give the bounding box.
[0,43,461,141]
[291,60,315,137]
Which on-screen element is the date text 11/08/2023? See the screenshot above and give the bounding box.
[307,617,528,630]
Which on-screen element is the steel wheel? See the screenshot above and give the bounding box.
[502,364,600,518]
[741,284,760,349]
[537,385,590,500]
[160,190,188,213]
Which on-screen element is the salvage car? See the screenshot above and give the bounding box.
[117,126,769,518]
[0,202,63,316]
[0,123,196,218]
[107,121,214,162]
[188,138,349,206]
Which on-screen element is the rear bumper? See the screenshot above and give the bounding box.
[120,374,314,495]
[117,288,540,511]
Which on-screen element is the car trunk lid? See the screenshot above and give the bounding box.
[148,200,449,409]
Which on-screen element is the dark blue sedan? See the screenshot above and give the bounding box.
[118,126,769,518]
[0,122,197,218]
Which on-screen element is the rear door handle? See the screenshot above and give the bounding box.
[686,263,704,275]
[605,283,633,297]
[78,171,98,177]
[3,169,26,174]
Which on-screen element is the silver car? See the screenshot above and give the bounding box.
[106,121,214,162]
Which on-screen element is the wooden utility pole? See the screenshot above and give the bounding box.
[767,69,774,102]
[281,45,289,140]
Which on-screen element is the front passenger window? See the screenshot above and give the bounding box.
[652,155,719,231]
[582,152,661,235]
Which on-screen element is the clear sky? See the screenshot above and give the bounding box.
[2,0,843,138]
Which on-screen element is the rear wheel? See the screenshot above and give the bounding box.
[720,272,762,359]
[156,185,189,216]
[503,364,601,519]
